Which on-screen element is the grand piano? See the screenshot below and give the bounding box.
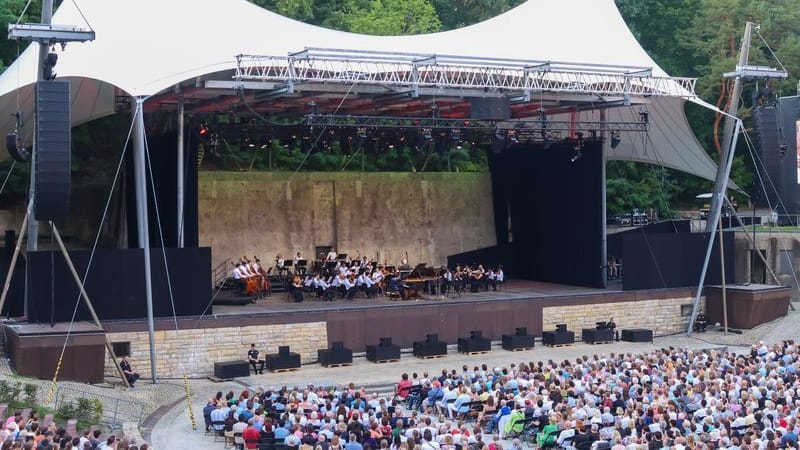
[400,264,442,299]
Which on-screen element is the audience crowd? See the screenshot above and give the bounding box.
[203,339,800,450]
[0,417,148,450]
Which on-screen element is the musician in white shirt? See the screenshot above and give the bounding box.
[326,249,338,262]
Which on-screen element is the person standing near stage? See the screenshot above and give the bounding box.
[248,344,265,374]
[120,355,140,388]
[606,317,618,341]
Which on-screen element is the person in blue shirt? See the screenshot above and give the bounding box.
[488,399,511,433]
[344,433,363,450]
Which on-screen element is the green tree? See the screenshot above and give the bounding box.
[430,0,524,30]
[325,0,442,35]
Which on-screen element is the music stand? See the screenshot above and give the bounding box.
[337,254,348,260]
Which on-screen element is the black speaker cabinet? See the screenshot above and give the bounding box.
[502,328,535,351]
[542,329,574,346]
[413,334,447,358]
[621,328,653,343]
[318,341,353,367]
[265,346,301,371]
[214,360,250,379]
[34,80,71,221]
[582,328,614,344]
[366,337,401,363]
[457,330,491,354]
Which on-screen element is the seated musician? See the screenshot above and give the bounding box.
[469,264,485,293]
[453,265,466,294]
[371,269,385,295]
[399,258,411,271]
[358,270,375,298]
[290,275,303,302]
[314,274,335,302]
[294,251,306,276]
[275,254,286,276]
[343,272,358,299]
[326,249,338,262]
[230,262,246,293]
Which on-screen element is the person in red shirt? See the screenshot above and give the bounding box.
[243,419,261,450]
[395,373,412,400]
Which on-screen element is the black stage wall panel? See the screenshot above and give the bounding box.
[447,244,513,276]
[622,232,734,291]
[776,97,800,216]
[488,141,604,287]
[125,131,199,248]
[27,247,210,322]
[0,254,25,318]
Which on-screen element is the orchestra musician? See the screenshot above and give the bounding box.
[290,275,304,302]
[230,262,246,294]
[326,249,338,262]
[469,264,485,293]
[275,254,286,276]
[252,256,271,297]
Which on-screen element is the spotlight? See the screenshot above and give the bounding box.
[356,127,367,139]
[198,123,209,136]
[43,52,58,80]
[507,129,518,143]
[570,150,582,163]
[779,144,788,159]
[450,128,461,143]
[6,133,28,162]
[422,128,433,140]
[610,130,621,149]
[639,108,649,124]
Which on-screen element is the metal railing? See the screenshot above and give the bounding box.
[52,385,146,430]
[212,257,231,288]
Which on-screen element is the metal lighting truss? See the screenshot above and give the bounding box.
[303,114,649,134]
[235,48,698,100]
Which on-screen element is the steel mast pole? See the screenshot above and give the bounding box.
[133,98,158,383]
[688,22,754,335]
[26,0,54,255]
[177,89,185,248]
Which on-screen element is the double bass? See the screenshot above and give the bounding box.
[253,255,271,295]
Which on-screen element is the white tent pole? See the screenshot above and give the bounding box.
[133,97,158,383]
[687,119,742,335]
[177,89,185,248]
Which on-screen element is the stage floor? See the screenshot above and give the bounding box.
[211,279,624,316]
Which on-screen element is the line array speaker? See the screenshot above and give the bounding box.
[34,80,71,221]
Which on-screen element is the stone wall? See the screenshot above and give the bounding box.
[199,171,496,270]
[542,296,704,337]
[104,322,328,379]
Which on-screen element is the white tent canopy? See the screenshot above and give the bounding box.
[0,0,722,182]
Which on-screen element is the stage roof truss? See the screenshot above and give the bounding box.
[303,114,649,133]
[235,49,698,103]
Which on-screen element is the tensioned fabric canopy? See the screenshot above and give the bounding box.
[0,0,722,182]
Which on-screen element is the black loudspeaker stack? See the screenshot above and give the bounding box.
[34,80,71,221]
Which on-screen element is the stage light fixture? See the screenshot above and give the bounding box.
[357,127,367,139]
[570,150,582,163]
[639,107,649,124]
[507,129,518,143]
[779,144,788,159]
[610,130,621,149]
[198,123,209,136]
[422,128,433,140]
[6,132,29,162]
[43,52,58,80]
[451,128,461,143]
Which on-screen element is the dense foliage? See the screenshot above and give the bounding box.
[1,0,799,216]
